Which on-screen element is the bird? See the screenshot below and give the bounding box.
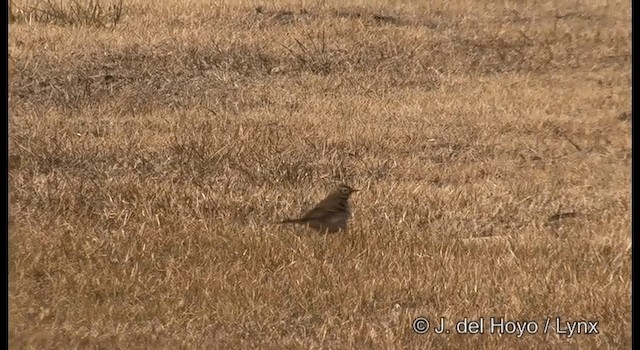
[278,184,359,233]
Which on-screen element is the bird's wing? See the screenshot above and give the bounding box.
[299,192,342,220]
[301,205,338,220]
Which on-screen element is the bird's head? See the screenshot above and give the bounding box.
[337,184,359,197]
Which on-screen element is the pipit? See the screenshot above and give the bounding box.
[278,184,359,233]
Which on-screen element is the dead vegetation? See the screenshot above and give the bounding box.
[9,0,630,348]
[10,0,126,27]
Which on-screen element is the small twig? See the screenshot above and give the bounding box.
[562,134,582,151]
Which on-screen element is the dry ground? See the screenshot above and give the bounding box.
[8,0,631,348]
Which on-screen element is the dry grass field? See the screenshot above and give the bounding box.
[8,0,631,348]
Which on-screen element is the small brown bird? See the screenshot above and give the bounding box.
[278,184,359,233]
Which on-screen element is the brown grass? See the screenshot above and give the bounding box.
[9,0,631,348]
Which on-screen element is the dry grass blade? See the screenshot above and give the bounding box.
[547,211,579,223]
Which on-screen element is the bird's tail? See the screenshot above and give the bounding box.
[277,218,305,224]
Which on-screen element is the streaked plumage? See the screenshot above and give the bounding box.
[278,184,358,233]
